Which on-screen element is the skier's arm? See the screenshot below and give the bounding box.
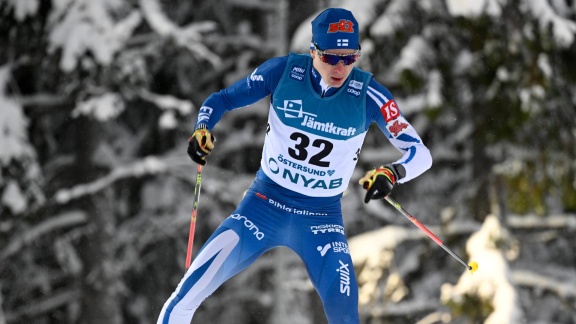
[194,56,288,130]
[364,79,432,184]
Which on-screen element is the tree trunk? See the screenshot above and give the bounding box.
[0,283,6,324]
[74,117,122,324]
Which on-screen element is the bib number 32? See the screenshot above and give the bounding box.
[288,132,333,167]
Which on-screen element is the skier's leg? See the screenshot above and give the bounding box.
[297,218,359,324]
[158,192,275,324]
[157,227,243,323]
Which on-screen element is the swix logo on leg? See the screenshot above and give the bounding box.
[229,214,265,240]
[337,260,351,296]
[328,20,354,33]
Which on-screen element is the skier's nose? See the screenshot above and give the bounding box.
[333,61,345,72]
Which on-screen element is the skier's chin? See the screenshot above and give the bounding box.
[330,77,345,87]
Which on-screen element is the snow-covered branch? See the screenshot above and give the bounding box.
[507,214,576,230]
[525,0,576,48]
[138,89,194,129]
[370,0,412,37]
[5,288,80,323]
[138,0,221,67]
[48,0,142,71]
[363,299,441,318]
[512,269,576,302]
[53,155,188,204]
[0,211,87,260]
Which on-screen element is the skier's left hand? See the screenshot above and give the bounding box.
[359,164,404,203]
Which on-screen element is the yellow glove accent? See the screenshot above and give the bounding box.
[358,166,396,189]
[191,128,215,154]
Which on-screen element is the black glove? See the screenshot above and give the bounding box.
[359,164,405,203]
[187,125,215,165]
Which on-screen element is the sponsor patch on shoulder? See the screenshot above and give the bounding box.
[346,82,361,97]
[348,80,363,89]
[290,65,305,82]
[386,116,410,138]
[346,87,361,97]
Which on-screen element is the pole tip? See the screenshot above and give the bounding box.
[468,261,479,273]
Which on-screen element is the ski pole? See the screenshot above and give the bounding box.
[185,164,203,269]
[384,196,478,273]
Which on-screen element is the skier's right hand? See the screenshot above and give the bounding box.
[359,164,403,203]
[187,125,215,165]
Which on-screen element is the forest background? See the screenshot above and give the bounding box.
[1,0,575,323]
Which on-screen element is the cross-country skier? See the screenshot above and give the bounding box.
[158,8,432,324]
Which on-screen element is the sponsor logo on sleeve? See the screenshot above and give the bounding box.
[198,106,213,123]
[387,117,410,137]
[250,68,264,82]
[380,100,400,122]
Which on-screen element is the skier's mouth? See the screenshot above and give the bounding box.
[331,76,344,84]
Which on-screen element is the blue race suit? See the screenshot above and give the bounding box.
[158,53,432,324]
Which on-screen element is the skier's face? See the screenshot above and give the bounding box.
[311,48,358,88]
